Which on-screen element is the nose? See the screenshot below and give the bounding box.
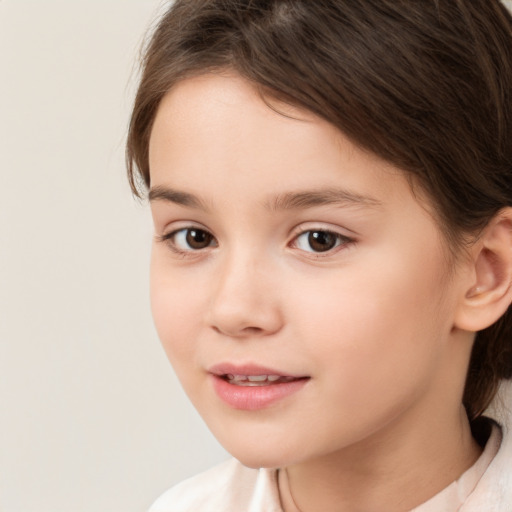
[206,253,284,338]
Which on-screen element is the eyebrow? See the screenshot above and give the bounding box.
[148,185,210,211]
[148,185,383,212]
[265,188,383,211]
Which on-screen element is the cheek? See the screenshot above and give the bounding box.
[289,248,452,396]
[149,257,205,365]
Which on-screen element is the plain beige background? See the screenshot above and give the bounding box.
[0,1,227,511]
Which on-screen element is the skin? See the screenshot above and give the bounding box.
[148,72,483,512]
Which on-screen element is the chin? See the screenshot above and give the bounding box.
[216,435,306,469]
[230,450,288,469]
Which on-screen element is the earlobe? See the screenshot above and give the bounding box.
[455,208,512,332]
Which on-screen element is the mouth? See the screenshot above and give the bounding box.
[209,362,309,383]
[208,363,310,410]
[220,374,305,386]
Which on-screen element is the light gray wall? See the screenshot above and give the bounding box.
[0,2,228,511]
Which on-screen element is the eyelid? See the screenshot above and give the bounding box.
[158,219,212,239]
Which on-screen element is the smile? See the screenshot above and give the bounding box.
[208,364,310,410]
[223,374,298,386]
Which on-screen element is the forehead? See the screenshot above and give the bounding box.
[150,72,331,167]
[149,73,403,198]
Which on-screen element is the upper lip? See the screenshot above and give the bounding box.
[208,362,308,379]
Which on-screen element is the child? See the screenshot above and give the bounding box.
[127,1,512,510]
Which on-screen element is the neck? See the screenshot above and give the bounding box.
[280,404,481,512]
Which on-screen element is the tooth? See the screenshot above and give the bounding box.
[247,375,267,382]
[267,375,280,382]
[233,375,247,381]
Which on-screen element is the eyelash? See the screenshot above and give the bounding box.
[157,227,217,256]
[157,226,355,257]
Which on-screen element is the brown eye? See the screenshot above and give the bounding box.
[308,231,338,252]
[167,228,216,251]
[295,230,347,253]
[184,229,214,249]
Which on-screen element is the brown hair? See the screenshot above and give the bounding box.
[126,0,512,420]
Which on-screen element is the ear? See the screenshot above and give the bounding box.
[454,208,512,332]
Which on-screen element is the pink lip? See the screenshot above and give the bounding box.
[208,362,304,378]
[208,363,309,411]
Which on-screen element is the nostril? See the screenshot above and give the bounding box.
[211,324,265,337]
[242,326,264,335]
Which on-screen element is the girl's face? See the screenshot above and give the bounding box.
[148,73,472,469]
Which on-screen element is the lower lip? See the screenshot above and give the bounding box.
[210,375,309,410]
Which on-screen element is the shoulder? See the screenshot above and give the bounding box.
[148,458,282,512]
[462,380,512,512]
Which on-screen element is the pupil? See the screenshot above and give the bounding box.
[186,229,211,249]
[309,231,336,252]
